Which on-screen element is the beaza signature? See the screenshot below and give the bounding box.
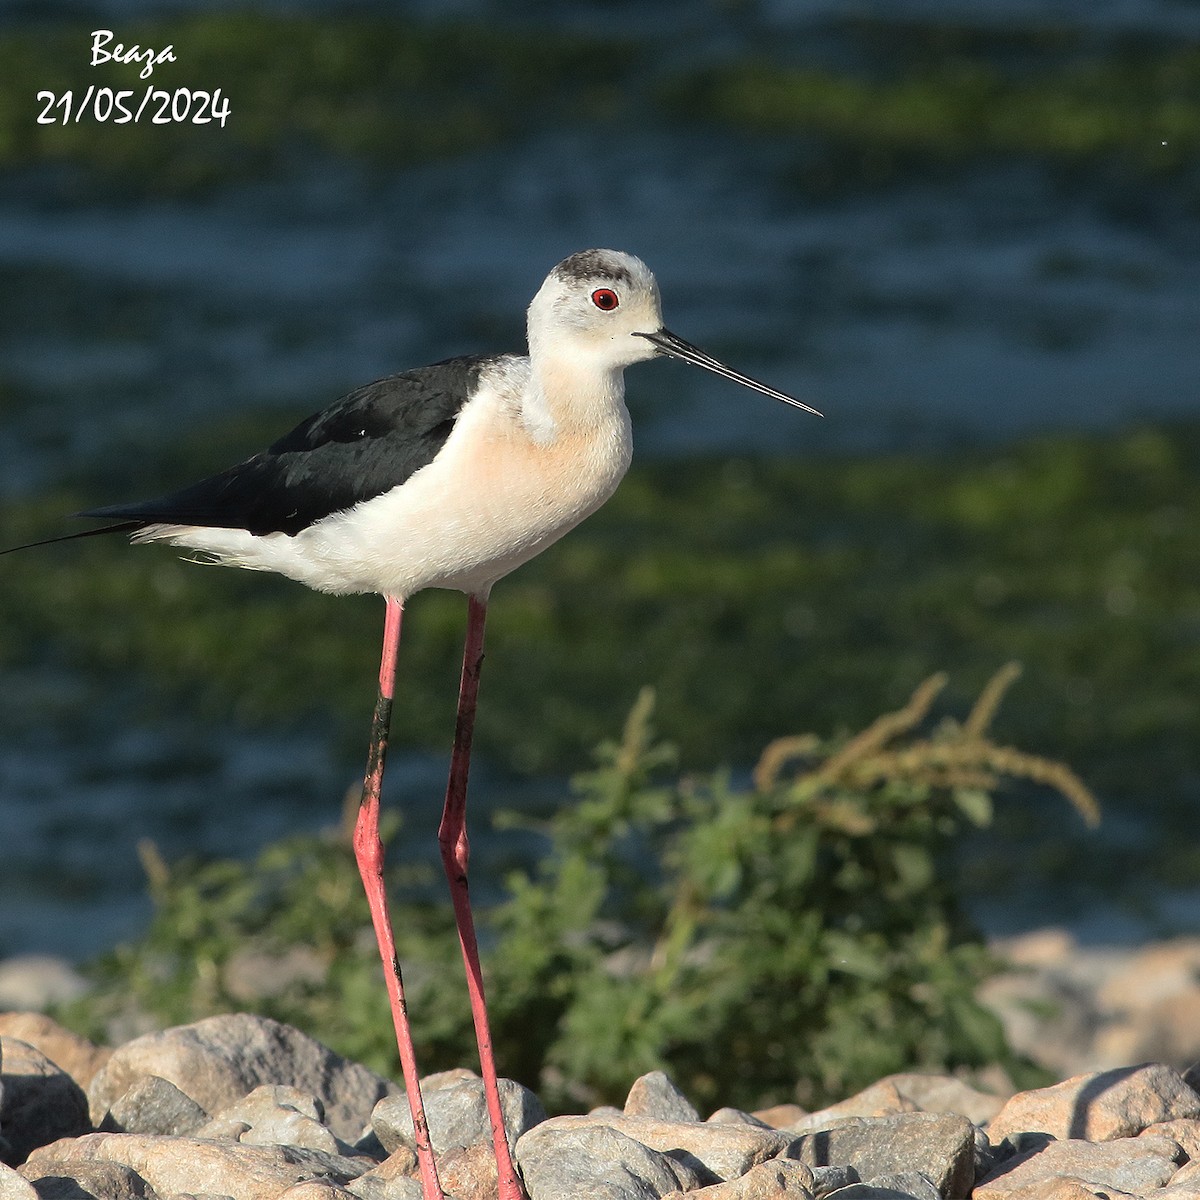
[90,29,177,81]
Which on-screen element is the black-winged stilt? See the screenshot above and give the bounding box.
[5,249,819,1200]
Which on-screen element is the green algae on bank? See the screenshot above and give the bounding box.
[663,49,1200,172]
[3,422,1198,822]
[3,11,1199,194]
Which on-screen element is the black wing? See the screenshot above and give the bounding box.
[78,356,489,537]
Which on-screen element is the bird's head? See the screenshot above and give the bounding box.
[527,249,663,370]
[528,248,821,415]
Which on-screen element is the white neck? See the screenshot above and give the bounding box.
[522,350,627,445]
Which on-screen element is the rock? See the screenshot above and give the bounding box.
[518,1113,796,1184]
[100,1076,209,1137]
[0,1162,38,1200]
[981,933,1200,1081]
[370,1071,543,1156]
[0,1039,92,1165]
[790,1113,976,1199]
[515,1122,697,1199]
[0,1016,110,1091]
[0,959,90,1012]
[789,1075,1003,1135]
[875,1074,1005,1126]
[707,1109,773,1129]
[789,1081,917,1135]
[755,1105,808,1129]
[811,1166,862,1196]
[19,1133,367,1200]
[221,948,328,1006]
[344,1145,422,1200]
[347,1179,421,1200]
[1161,1166,1200,1200]
[827,1172,941,1200]
[87,1016,393,1142]
[973,1134,1182,1199]
[661,1158,816,1199]
[625,1073,699,1123]
[196,1086,350,1155]
[981,1183,1133,1200]
[1141,1118,1200,1160]
[438,1143,498,1200]
[988,1064,1200,1143]
[20,1158,160,1199]
[276,1185,360,1200]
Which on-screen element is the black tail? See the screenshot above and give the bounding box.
[0,521,144,556]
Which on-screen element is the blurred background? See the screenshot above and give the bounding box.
[1,0,1198,973]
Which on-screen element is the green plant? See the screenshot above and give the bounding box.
[481,669,1093,1110]
[59,669,1093,1111]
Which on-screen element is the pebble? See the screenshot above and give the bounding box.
[988,1066,1200,1145]
[101,1074,210,1137]
[87,1014,393,1142]
[790,1113,977,1198]
[626,1073,701,1123]
[0,1014,111,1090]
[0,1037,91,1164]
[3,1010,1200,1199]
[523,1112,798,1182]
[515,1122,700,1198]
[370,1069,544,1157]
[20,1132,368,1200]
[980,932,1200,1078]
[828,1170,942,1200]
[0,957,90,1012]
[974,1135,1182,1198]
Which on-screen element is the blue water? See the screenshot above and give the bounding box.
[2,0,1200,959]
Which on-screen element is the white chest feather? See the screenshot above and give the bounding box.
[150,361,635,599]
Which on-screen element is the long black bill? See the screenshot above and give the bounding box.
[635,328,822,417]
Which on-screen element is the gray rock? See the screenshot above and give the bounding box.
[811,1166,862,1197]
[515,1122,696,1199]
[345,1178,423,1200]
[18,1133,367,1200]
[828,1172,941,1200]
[0,1017,109,1093]
[790,1113,976,1200]
[988,1063,1200,1144]
[344,1146,422,1200]
[0,1039,91,1165]
[87,1016,393,1142]
[275,1185,361,1200]
[874,1075,1004,1126]
[0,1162,38,1200]
[517,1113,794,1185]
[625,1073,699,1123]
[345,1185,422,1200]
[974,1133,1181,1199]
[197,1085,351,1156]
[0,958,90,1011]
[100,1076,209,1137]
[706,1108,772,1130]
[21,1159,160,1200]
[370,1071,543,1156]
[972,1125,999,1182]
[662,1159,816,1199]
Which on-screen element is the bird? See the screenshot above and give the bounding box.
[3,249,819,1200]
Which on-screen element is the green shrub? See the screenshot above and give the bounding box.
[59,667,1093,1111]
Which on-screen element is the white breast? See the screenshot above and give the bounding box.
[143,366,634,600]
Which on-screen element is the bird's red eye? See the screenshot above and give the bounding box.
[591,288,619,311]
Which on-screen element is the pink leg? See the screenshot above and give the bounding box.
[353,596,445,1200]
[438,594,527,1200]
